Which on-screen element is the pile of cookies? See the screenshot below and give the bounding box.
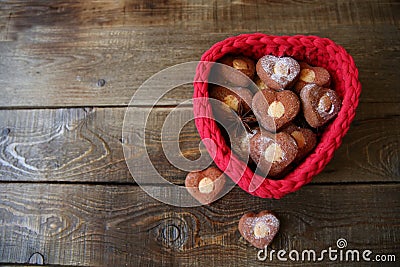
[209,54,342,178]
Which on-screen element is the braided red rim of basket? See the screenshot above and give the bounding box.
[193,33,361,199]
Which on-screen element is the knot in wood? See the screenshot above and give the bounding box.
[97,79,106,87]
[45,216,63,234]
[156,218,187,249]
[162,224,180,242]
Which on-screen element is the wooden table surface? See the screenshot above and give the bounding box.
[0,1,399,266]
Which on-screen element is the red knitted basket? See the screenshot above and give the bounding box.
[193,33,361,199]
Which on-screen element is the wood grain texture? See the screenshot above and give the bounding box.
[0,0,398,107]
[0,1,399,266]
[0,102,398,184]
[0,183,399,266]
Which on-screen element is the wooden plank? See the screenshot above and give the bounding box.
[0,102,398,183]
[1,0,397,32]
[0,0,398,107]
[0,183,398,266]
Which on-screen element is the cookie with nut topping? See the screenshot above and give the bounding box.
[256,55,300,90]
[300,84,341,128]
[185,166,226,205]
[250,131,298,177]
[209,85,253,127]
[239,210,280,249]
[217,55,256,87]
[294,62,331,94]
[209,85,253,115]
[282,123,317,162]
[252,89,300,132]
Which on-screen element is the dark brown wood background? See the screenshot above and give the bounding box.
[0,1,399,266]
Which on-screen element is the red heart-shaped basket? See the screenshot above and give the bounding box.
[193,33,361,199]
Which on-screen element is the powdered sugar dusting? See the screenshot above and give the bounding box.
[239,211,280,249]
[253,133,273,159]
[260,55,300,86]
[246,214,280,240]
[301,84,341,127]
[317,91,340,119]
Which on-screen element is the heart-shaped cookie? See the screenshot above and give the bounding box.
[256,55,300,90]
[209,85,253,115]
[238,211,280,249]
[300,84,341,128]
[217,55,256,87]
[282,123,317,162]
[294,62,331,94]
[249,131,298,177]
[185,166,226,205]
[252,89,300,132]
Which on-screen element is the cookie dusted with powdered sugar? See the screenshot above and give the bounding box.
[300,84,341,128]
[256,55,300,90]
[238,211,280,249]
